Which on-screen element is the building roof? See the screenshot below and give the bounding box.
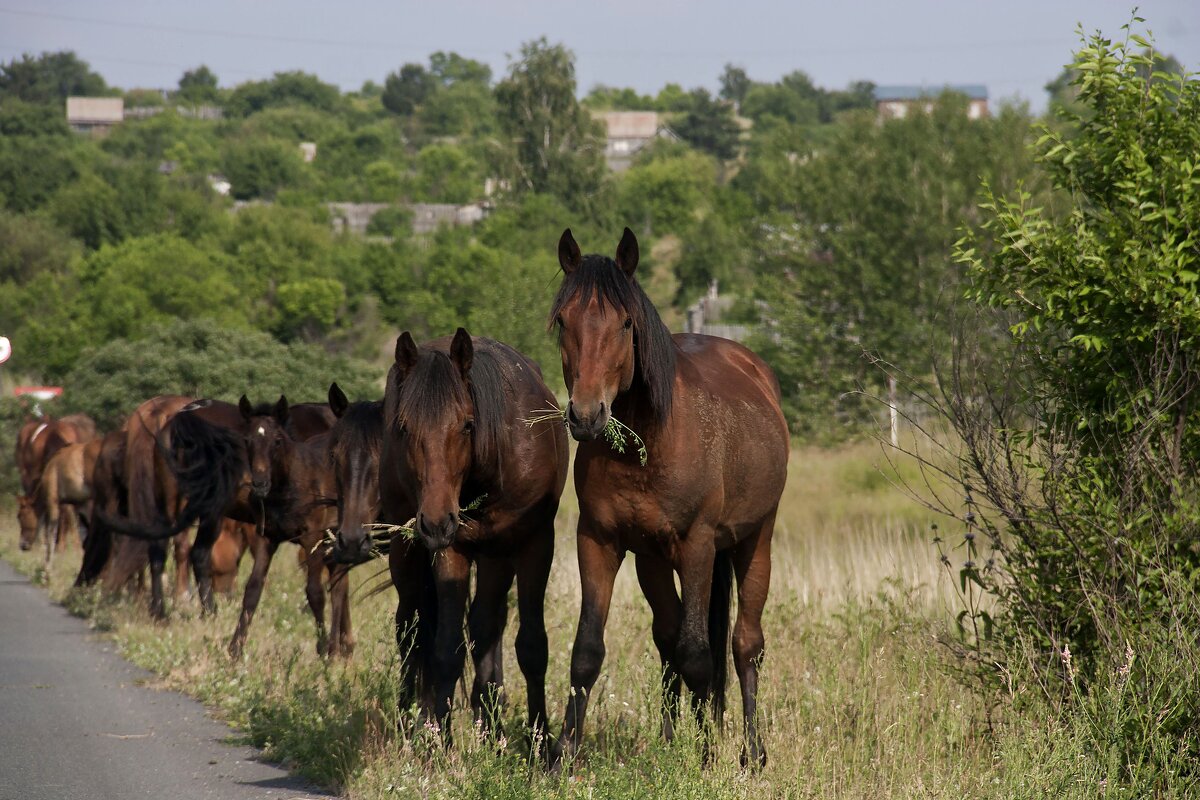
[66,96,124,124]
[599,111,661,139]
[874,84,988,102]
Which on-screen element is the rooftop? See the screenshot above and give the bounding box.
[874,84,988,102]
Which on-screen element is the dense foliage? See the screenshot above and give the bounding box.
[945,23,1200,787]
[0,38,1049,445]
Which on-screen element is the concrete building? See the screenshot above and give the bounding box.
[874,85,989,120]
[66,96,124,134]
[597,111,679,171]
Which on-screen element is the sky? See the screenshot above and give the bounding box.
[1,1,1196,112]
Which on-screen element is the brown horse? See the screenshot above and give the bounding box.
[211,518,257,595]
[76,430,128,588]
[229,395,350,658]
[15,412,97,496]
[326,383,384,567]
[550,229,788,769]
[339,329,568,744]
[19,438,103,565]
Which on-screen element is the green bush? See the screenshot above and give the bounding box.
[61,318,381,429]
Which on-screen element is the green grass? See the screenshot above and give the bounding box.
[1,440,1176,798]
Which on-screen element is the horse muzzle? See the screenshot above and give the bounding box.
[567,400,609,442]
[331,530,374,564]
[416,512,460,552]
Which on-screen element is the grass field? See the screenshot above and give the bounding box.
[0,440,1123,799]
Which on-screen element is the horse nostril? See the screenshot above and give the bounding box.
[567,401,582,427]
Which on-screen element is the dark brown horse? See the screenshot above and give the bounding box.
[550,229,788,769]
[76,429,128,588]
[338,329,568,744]
[229,394,350,658]
[326,383,384,567]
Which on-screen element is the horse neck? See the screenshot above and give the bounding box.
[611,370,671,444]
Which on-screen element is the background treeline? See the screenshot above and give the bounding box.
[1,41,1052,445]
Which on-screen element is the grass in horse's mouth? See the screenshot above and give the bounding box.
[524,406,648,466]
[316,494,489,558]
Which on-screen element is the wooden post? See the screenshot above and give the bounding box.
[888,374,899,448]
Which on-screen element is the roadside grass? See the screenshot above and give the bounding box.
[1,439,1146,798]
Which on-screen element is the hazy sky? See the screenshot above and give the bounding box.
[1,1,1196,111]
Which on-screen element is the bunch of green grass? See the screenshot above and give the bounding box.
[524,407,648,466]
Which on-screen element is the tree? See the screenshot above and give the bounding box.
[938,28,1200,772]
[61,319,378,429]
[719,63,751,108]
[747,96,1035,436]
[428,51,491,86]
[671,88,741,160]
[413,143,481,203]
[0,51,108,103]
[221,138,305,200]
[382,63,435,116]
[493,38,606,210]
[177,65,219,104]
[224,71,342,117]
[618,150,717,237]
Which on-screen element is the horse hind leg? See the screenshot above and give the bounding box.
[634,553,683,743]
[731,515,774,770]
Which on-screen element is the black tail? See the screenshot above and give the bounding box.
[709,549,734,725]
[95,410,243,542]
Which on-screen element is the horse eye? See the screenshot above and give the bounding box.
[555,315,565,329]
[463,419,475,434]
[623,317,633,330]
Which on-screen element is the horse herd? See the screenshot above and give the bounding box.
[9,229,790,769]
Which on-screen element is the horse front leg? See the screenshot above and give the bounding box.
[430,548,471,744]
[228,535,278,659]
[513,522,554,748]
[635,553,683,742]
[190,514,223,616]
[674,528,718,764]
[467,557,515,736]
[553,526,623,770]
[326,563,354,658]
[303,541,329,657]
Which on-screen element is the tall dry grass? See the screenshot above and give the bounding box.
[3,439,1131,799]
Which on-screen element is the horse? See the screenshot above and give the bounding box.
[337,328,568,745]
[15,412,97,496]
[19,438,103,565]
[549,229,789,769]
[76,430,128,588]
[326,383,384,568]
[228,394,351,658]
[100,395,340,656]
[210,518,257,595]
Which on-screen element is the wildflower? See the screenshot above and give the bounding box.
[964,532,975,542]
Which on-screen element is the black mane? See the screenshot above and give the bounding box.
[386,344,509,484]
[330,400,383,466]
[549,254,676,423]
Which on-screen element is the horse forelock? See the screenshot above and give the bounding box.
[550,254,676,424]
[330,401,383,469]
[387,344,508,482]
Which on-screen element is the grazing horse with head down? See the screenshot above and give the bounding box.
[550,228,788,769]
[336,329,568,745]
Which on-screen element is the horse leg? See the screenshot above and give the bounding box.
[228,536,278,659]
[172,532,191,603]
[554,527,623,769]
[514,524,554,747]
[731,518,773,770]
[304,545,329,657]
[635,553,683,742]
[56,503,74,553]
[327,563,353,658]
[674,529,718,763]
[430,548,472,744]
[190,515,223,616]
[390,540,426,722]
[468,557,514,736]
[147,540,169,620]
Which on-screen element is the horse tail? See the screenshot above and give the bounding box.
[162,409,243,535]
[709,549,734,727]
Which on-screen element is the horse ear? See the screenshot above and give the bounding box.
[615,227,639,277]
[558,228,582,274]
[273,395,289,424]
[394,331,419,378]
[239,395,253,421]
[450,327,474,379]
[328,382,349,419]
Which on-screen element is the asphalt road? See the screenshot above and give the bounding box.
[0,559,336,800]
